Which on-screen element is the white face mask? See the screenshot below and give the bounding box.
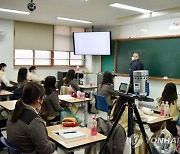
[131,57,135,61]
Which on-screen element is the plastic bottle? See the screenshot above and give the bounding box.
[91,116,97,136]
[164,101,170,116]
[76,65,80,72]
[56,87,60,95]
[160,101,165,116]
[90,81,93,87]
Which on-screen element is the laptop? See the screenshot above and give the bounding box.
[119,82,129,94]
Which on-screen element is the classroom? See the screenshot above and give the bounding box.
[0,0,180,154]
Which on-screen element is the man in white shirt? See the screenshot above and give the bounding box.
[0,63,13,89]
[28,66,44,83]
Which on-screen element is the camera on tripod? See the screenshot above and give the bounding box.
[133,70,149,97]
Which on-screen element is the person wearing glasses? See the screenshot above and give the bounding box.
[6,82,56,154]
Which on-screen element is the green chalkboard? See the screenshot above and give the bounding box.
[117,38,180,79]
[101,40,114,72]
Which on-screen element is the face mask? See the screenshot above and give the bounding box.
[3,67,6,72]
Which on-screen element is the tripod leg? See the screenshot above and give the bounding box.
[134,105,152,154]
[99,103,127,154]
[127,100,135,154]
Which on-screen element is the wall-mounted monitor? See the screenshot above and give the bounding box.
[73,32,111,55]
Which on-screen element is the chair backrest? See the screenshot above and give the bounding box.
[94,94,109,114]
[60,86,72,95]
[0,136,21,154]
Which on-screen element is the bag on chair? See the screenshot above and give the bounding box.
[150,127,176,154]
[60,108,81,124]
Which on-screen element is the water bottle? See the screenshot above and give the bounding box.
[160,101,165,116]
[90,81,92,87]
[164,101,170,116]
[56,87,60,95]
[76,65,80,72]
[91,116,97,136]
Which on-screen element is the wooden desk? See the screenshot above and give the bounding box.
[79,85,97,89]
[0,100,16,111]
[145,114,172,124]
[47,125,106,152]
[59,95,91,127]
[0,90,13,100]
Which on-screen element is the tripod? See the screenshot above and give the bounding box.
[99,93,152,154]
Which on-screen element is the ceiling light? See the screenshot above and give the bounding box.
[0,8,30,15]
[109,3,152,14]
[57,17,92,24]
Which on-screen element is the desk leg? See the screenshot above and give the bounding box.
[84,102,88,127]
[7,96,10,101]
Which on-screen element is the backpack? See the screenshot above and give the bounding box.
[97,117,126,154]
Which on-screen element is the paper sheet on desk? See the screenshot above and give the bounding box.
[145,115,158,122]
[58,95,75,100]
[52,127,86,142]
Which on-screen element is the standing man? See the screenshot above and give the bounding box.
[129,53,144,92]
[0,63,14,90]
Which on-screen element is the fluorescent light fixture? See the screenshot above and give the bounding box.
[109,3,152,14]
[57,17,92,24]
[0,8,30,15]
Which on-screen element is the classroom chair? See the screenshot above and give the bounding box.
[0,131,21,154]
[94,94,110,118]
[60,86,79,114]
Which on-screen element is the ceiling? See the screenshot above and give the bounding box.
[0,0,180,28]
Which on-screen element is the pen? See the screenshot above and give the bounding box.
[63,131,77,134]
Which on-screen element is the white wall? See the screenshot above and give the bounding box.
[100,18,180,39]
[100,18,180,100]
[0,18,97,84]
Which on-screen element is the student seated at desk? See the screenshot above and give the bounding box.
[12,68,28,100]
[43,76,63,121]
[28,65,44,83]
[6,82,56,154]
[98,71,117,107]
[157,82,180,136]
[64,69,80,91]
[0,63,15,91]
[63,69,80,114]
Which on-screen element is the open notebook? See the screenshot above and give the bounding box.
[58,95,75,100]
[52,128,86,142]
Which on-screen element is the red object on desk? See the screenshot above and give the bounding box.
[62,118,78,127]
[71,92,77,98]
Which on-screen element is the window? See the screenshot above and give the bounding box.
[14,24,85,67]
[14,49,84,67]
[70,52,84,66]
[54,51,84,66]
[14,49,33,65]
[35,50,51,65]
